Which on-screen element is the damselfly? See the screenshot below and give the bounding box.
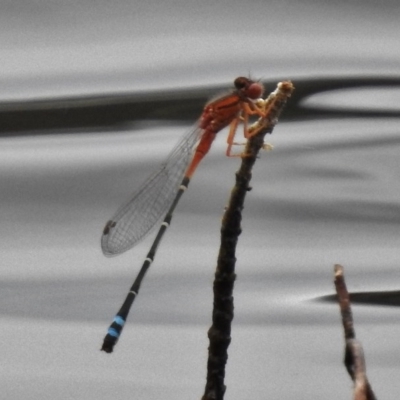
[101,76,272,353]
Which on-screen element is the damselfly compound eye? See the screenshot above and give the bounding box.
[246,82,264,100]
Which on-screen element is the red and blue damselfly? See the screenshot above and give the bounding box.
[101,77,278,353]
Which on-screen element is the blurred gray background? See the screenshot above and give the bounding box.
[1,1,400,399]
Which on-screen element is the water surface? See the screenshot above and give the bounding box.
[1,1,400,399]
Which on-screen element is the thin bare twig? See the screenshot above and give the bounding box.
[201,81,294,400]
[334,264,377,400]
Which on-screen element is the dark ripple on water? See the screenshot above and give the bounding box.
[318,290,400,307]
[0,76,400,134]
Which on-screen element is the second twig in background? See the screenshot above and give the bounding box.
[334,264,377,400]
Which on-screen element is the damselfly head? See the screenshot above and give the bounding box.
[234,76,251,90]
[234,77,264,100]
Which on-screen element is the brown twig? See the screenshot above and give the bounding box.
[334,264,377,400]
[201,81,294,400]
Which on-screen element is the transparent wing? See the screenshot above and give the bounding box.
[101,124,202,256]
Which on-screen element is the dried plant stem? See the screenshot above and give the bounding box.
[201,81,294,400]
[334,264,377,400]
